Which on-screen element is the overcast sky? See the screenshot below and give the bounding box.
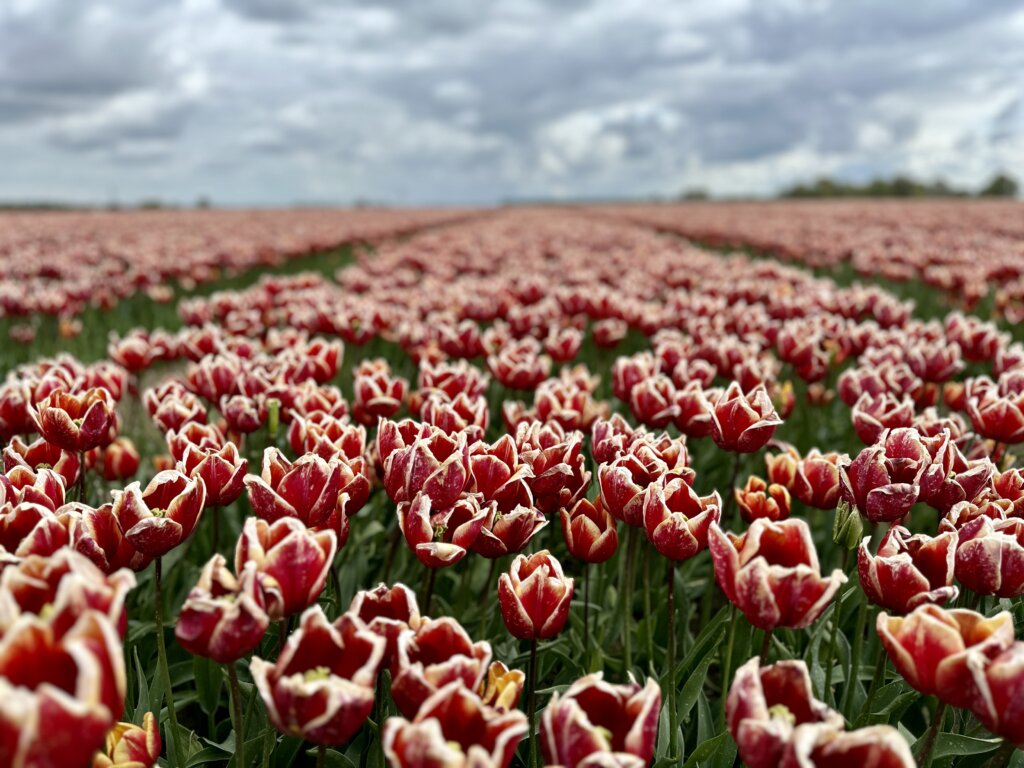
[1,0,1022,205]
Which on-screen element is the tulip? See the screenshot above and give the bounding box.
[590,415,639,465]
[709,518,846,630]
[839,429,928,523]
[783,723,916,768]
[178,440,247,508]
[67,501,151,573]
[967,385,1024,445]
[961,641,1024,746]
[791,449,843,510]
[3,435,80,489]
[726,658,845,768]
[473,504,548,559]
[97,437,140,482]
[31,387,117,453]
[390,615,492,718]
[642,477,721,561]
[705,382,782,453]
[480,661,525,712]
[353,359,407,424]
[112,469,206,556]
[175,554,270,663]
[383,427,469,509]
[347,582,422,667]
[288,413,366,463]
[498,549,574,641]
[876,604,1014,704]
[397,492,490,568]
[541,673,661,768]
[561,497,618,564]
[628,374,678,428]
[235,516,337,620]
[954,516,1024,598]
[468,435,534,512]
[251,606,384,746]
[851,393,915,445]
[515,421,591,515]
[92,712,161,768]
[735,475,791,523]
[857,526,958,614]
[244,448,342,529]
[383,681,528,768]
[1,465,66,511]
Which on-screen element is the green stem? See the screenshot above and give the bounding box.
[527,639,539,768]
[991,740,1017,768]
[422,567,437,616]
[822,549,850,703]
[720,604,738,722]
[759,627,773,664]
[583,564,591,656]
[154,557,185,767]
[227,663,245,768]
[841,594,868,719]
[77,450,87,503]
[316,743,326,768]
[211,505,220,554]
[623,527,637,675]
[857,652,887,726]
[643,544,654,667]
[914,700,947,767]
[666,560,678,758]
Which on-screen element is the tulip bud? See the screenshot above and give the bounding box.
[832,500,864,550]
[498,549,574,640]
[93,712,161,768]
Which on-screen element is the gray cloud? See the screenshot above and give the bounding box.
[0,0,1021,205]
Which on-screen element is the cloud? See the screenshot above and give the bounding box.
[0,0,1021,204]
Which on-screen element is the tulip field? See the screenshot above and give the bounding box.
[3,201,1024,768]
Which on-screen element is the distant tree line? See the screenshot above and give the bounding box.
[779,172,1018,199]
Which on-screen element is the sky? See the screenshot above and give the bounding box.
[0,0,1022,206]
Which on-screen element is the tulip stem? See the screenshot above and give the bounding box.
[77,450,87,503]
[759,627,773,664]
[227,663,245,768]
[211,505,220,554]
[154,557,185,767]
[583,563,591,655]
[277,619,288,659]
[841,595,868,719]
[527,638,539,768]
[622,527,637,675]
[914,699,947,767]
[720,604,738,722]
[856,652,887,726]
[422,567,437,616]
[666,560,678,758]
[724,452,742,526]
[822,548,850,703]
[316,744,327,768]
[642,544,654,667]
[991,740,1017,768]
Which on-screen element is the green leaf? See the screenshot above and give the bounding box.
[681,731,736,768]
[193,655,223,716]
[185,746,231,767]
[930,734,1003,760]
[132,647,152,723]
[678,652,715,725]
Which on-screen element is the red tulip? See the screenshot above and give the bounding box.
[383,681,528,768]
[709,518,846,630]
[383,426,469,509]
[235,516,337,620]
[590,415,638,465]
[643,476,721,561]
[96,438,140,482]
[175,554,270,663]
[791,450,843,510]
[473,503,548,559]
[917,432,994,514]
[67,501,152,573]
[178,441,248,507]
[390,616,492,718]
[857,525,958,613]
[3,436,80,489]
[353,359,407,424]
[851,392,915,445]
[515,421,590,515]
[288,413,366,462]
[1,465,66,511]
[839,428,928,523]
[92,711,161,768]
[735,475,791,523]
[112,469,206,556]
[727,658,844,768]
[397,492,490,568]
[244,448,342,529]
[966,377,1024,444]
[598,435,690,527]
[347,583,422,667]
[498,549,574,640]
[705,382,782,453]
[468,435,534,512]
[765,445,800,489]
[541,672,661,768]
[251,606,384,745]
[954,516,1024,598]
[31,387,117,453]
[961,641,1024,746]
[561,497,619,564]
[877,604,1015,704]
[628,374,678,428]
[782,723,915,768]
